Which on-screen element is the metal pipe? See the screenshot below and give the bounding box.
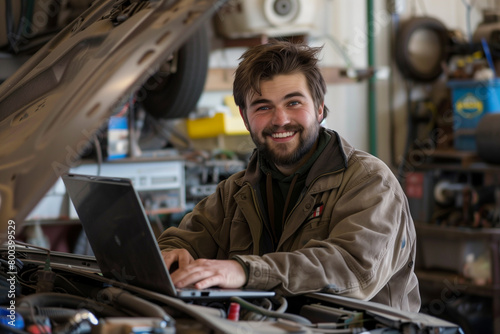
[367,0,377,156]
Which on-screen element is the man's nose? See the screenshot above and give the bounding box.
[271,107,290,126]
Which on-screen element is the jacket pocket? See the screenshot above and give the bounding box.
[228,218,253,256]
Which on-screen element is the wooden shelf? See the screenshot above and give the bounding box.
[205,34,375,91]
[204,66,375,92]
[412,149,500,171]
[416,269,500,298]
[415,223,500,238]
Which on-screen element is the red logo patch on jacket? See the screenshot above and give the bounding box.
[311,203,324,218]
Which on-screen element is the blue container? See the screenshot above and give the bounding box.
[448,79,500,151]
[0,307,25,329]
[107,115,129,160]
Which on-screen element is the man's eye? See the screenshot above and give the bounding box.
[257,106,270,111]
[288,101,300,106]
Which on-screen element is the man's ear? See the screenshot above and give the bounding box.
[239,107,250,131]
[317,102,325,123]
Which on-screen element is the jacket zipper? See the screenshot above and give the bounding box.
[247,182,275,250]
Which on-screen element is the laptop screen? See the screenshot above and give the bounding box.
[62,174,177,295]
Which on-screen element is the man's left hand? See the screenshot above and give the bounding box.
[170,259,247,290]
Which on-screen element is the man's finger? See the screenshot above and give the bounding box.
[161,251,178,270]
[161,249,194,270]
[170,267,205,288]
[194,275,224,290]
[177,250,194,269]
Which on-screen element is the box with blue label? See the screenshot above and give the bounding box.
[448,79,500,151]
[107,115,129,160]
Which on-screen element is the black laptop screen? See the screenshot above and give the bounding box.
[63,174,174,293]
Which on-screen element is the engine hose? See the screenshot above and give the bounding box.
[16,306,80,322]
[476,113,500,164]
[98,287,174,325]
[17,292,126,317]
[229,296,312,325]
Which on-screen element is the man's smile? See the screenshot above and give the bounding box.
[271,131,296,140]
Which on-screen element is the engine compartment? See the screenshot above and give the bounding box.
[1,246,460,334]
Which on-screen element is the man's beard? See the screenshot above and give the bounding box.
[251,122,320,168]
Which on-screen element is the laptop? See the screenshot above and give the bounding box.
[62,173,275,300]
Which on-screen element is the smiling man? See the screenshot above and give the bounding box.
[157,40,421,312]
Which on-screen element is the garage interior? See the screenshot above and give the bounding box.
[1,0,500,333]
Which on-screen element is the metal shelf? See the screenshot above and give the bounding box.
[415,223,500,332]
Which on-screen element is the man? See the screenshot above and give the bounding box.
[158,40,420,312]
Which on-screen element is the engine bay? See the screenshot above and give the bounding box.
[1,246,460,334]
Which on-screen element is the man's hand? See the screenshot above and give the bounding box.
[161,249,246,290]
[171,259,246,290]
[161,249,195,271]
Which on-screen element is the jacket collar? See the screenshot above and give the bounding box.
[237,128,354,188]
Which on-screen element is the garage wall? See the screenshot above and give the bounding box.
[201,0,496,167]
[312,1,369,154]
[320,0,492,166]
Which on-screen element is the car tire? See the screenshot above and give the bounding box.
[141,24,209,119]
[476,113,500,164]
[395,16,450,83]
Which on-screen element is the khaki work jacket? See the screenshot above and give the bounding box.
[158,129,421,312]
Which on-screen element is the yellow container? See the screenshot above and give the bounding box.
[186,113,248,139]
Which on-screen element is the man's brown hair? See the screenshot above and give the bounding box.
[233,40,329,120]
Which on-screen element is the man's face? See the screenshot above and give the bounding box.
[241,73,324,170]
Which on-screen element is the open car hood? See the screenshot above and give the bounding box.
[0,0,227,239]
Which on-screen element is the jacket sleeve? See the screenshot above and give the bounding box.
[234,155,416,301]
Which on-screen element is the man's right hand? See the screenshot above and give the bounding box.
[161,249,194,272]
[160,249,247,290]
